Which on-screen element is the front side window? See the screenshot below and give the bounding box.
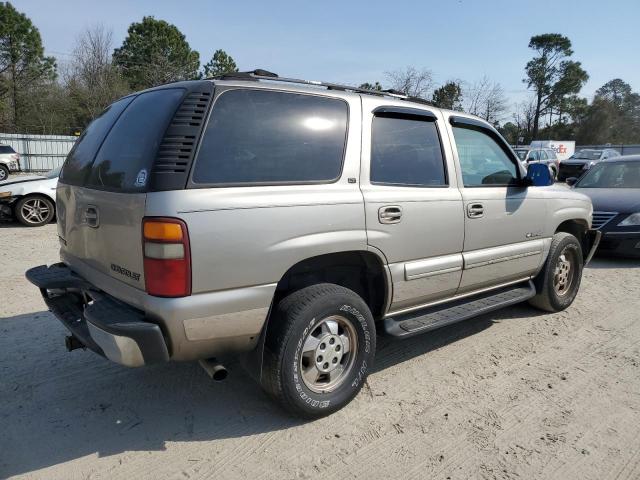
[452,126,519,187]
[192,89,348,185]
[370,115,446,186]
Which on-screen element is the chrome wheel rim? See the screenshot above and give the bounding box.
[553,247,575,296]
[21,198,50,224]
[299,315,357,393]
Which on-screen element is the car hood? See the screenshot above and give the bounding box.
[0,175,46,187]
[574,188,640,213]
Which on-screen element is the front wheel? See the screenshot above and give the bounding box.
[15,196,55,227]
[0,165,9,181]
[262,284,376,418]
[529,232,583,312]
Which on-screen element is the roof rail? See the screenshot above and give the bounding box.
[209,69,429,103]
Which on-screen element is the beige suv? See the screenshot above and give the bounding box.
[27,71,600,417]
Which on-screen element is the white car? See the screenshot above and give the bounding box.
[0,166,60,226]
[0,144,21,181]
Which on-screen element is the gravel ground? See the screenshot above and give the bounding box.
[1,222,639,480]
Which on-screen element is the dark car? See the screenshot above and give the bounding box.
[558,148,620,182]
[569,155,640,257]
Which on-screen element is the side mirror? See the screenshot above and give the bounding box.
[525,163,553,187]
[566,177,578,186]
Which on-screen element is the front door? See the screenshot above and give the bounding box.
[360,98,464,313]
[447,116,546,293]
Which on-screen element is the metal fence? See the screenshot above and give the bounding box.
[576,144,640,156]
[0,133,77,172]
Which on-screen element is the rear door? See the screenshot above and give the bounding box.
[57,88,189,291]
[360,98,464,313]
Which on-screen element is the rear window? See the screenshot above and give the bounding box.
[87,89,184,191]
[0,145,16,154]
[191,89,348,185]
[60,97,133,186]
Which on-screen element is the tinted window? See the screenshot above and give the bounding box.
[87,89,184,191]
[370,116,446,186]
[576,161,640,188]
[192,89,348,185]
[60,97,133,186]
[546,149,557,159]
[0,145,16,154]
[452,126,518,186]
[529,150,540,161]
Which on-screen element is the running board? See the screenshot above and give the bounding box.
[383,281,536,338]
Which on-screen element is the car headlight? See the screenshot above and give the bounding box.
[0,191,12,198]
[583,161,596,169]
[618,213,640,226]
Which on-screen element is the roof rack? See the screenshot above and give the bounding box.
[210,69,433,105]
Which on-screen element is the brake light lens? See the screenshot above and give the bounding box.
[142,218,191,297]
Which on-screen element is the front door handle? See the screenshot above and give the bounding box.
[379,205,402,224]
[84,205,99,228]
[467,203,484,219]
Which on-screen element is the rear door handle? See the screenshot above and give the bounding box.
[467,203,484,219]
[379,205,402,224]
[84,205,99,228]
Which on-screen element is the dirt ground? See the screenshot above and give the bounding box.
[1,222,639,480]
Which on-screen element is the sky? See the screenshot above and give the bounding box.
[18,0,640,114]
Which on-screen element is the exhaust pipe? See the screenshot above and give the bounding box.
[199,358,228,382]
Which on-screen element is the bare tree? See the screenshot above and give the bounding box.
[465,76,508,124]
[65,24,129,126]
[512,97,537,143]
[384,66,434,99]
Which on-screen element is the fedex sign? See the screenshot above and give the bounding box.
[530,140,575,161]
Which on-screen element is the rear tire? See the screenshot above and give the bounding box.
[15,195,55,227]
[262,283,376,418]
[529,232,583,312]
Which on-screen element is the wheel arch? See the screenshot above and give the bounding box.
[241,250,391,383]
[554,218,590,261]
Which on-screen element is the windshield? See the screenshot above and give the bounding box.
[575,161,640,188]
[514,149,528,160]
[571,150,602,160]
[45,166,62,179]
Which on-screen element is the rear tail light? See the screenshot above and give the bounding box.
[142,217,191,297]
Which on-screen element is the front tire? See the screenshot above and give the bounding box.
[0,165,9,181]
[262,284,376,418]
[15,195,55,227]
[529,232,583,312]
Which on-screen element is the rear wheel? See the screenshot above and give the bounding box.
[0,165,8,181]
[262,283,376,418]
[529,232,583,312]
[15,196,55,227]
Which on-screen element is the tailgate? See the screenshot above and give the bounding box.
[57,184,147,289]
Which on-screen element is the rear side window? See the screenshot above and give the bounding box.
[0,145,16,154]
[60,97,133,186]
[192,89,348,185]
[87,89,184,191]
[370,116,446,186]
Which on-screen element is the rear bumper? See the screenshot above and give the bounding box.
[25,264,170,367]
[597,232,640,258]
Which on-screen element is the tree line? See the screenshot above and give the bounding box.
[1,1,639,145]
